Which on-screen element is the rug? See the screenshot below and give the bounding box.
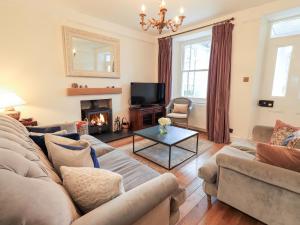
[118,136,213,168]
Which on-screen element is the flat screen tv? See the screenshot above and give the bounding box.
[131,82,165,106]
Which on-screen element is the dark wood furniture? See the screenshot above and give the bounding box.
[19,118,38,126]
[129,105,165,131]
[133,125,199,170]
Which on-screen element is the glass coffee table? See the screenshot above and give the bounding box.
[133,125,199,170]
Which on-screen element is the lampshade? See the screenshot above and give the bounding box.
[0,92,26,109]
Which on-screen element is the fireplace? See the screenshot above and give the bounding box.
[81,99,112,135]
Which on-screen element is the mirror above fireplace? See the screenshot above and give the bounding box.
[63,26,120,78]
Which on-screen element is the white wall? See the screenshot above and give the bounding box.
[0,0,157,125]
[164,0,300,138]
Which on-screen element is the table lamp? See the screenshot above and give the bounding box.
[0,92,26,120]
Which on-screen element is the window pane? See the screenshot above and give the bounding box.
[272,46,293,97]
[271,17,300,38]
[193,40,211,70]
[182,72,188,96]
[194,71,208,99]
[183,45,191,70]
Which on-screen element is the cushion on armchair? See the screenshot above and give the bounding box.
[173,103,188,114]
[167,113,187,119]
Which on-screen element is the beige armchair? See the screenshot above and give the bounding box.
[166,97,192,128]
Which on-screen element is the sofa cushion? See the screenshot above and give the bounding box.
[27,126,61,133]
[230,139,256,155]
[61,166,124,213]
[198,146,255,183]
[99,150,159,191]
[45,135,94,174]
[30,132,79,155]
[80,134,115,157]
[0,114,29,137]
[270,120,299,146]
[256,143,300,172]
[0,149,74,225]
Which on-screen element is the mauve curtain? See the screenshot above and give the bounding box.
[207,22,234,144]
[158,37,172,104]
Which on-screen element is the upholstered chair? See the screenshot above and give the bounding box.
[166,97,192,128]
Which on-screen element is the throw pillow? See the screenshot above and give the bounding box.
[54,142,100,168]
[282,130,300,149]
[45,134,95,173]
[27,126,61,133]
[269,120,299,146]
[60,166,124,213]
[173,103,188,114]
[30,132,80,156]
[256,142,300,172]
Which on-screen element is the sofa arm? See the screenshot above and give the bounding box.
[71,173,179,225]
[216,154,300,194]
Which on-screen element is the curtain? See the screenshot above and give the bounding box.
[207,22,234,144]
[158,37,172,104]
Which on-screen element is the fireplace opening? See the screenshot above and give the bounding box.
[81,99,112,135]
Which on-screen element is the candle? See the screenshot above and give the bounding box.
[160,0,166,9]
[180,7,184,15]
[174,16,179,24]
[141,4,146,14]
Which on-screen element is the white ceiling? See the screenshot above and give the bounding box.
[60,0,276,35]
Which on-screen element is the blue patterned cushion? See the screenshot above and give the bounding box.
[27,126,61,133]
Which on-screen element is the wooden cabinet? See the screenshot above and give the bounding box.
[129,105,165,131]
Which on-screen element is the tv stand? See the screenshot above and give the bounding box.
[129,105,165,131]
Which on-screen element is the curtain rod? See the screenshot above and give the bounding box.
[159,17,234,39]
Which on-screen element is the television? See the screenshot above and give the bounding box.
[131,82,165,106]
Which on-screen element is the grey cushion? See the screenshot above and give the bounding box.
[99,150,159,191]
[0,149,73,225]
[81,134,115,157]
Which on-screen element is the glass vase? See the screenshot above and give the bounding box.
[159,125,168,135]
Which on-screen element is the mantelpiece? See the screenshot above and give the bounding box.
[66,88,122,96]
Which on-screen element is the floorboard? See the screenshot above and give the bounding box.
[109,134,265,225]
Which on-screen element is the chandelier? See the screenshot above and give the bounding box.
[139,0,185,34]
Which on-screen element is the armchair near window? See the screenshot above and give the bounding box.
[166,97,192,128]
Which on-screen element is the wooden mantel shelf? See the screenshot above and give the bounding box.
[67,87,122,96]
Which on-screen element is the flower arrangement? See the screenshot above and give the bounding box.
[158,117,171,134]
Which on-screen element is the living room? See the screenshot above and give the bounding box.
[0,0,299,225]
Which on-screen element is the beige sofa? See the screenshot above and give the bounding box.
[0,114,185,225]
[199,126,300,225]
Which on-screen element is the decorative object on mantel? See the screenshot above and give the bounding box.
[114,116,122,133]
[158,117,171,135]
[63,26,120,78]
[71,83,79,88]
[139,0,185,34]
[0,92,26,120]
[66,87,122,96]
[121,117,130,130]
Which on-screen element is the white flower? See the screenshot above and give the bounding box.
[158,117,171,126]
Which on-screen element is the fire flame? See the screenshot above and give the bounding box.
[90,113,106,126]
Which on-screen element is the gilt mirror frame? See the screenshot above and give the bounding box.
[62,26,120,78]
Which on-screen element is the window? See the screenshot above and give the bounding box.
[271,16,300,38]
[181,38,211,100]
[271,46,293,97]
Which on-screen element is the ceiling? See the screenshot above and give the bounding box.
[59,0,276,35]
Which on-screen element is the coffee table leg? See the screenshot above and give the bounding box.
[196,134,199,154]
[133,135,135,153]
[168,145,171,170]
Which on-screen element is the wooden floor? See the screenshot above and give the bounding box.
[109,133,264,225]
